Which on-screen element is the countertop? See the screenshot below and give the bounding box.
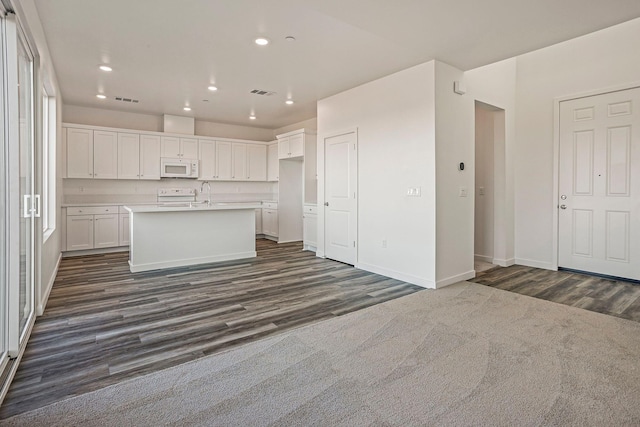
[63,200,270,208]
[124,202,262,213]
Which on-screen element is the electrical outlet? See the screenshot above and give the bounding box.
[407,187,422,197]
[479,186,484,196]
[382,239,387,248]
[79,186,84,192]
[459,186,468,197]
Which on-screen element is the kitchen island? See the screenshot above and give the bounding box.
[124,203,261,272]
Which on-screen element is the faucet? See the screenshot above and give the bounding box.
[200,181,212,205]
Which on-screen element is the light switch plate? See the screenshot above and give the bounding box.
[407,187,421,197]
[459,186,468,197]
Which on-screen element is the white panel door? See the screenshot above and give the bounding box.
[161,136,180,157]
[559,87,640,280]
[139,135,161,180]
[94,214,119,248]
[198,140,217,180]
[180,138,198,158]
[324,131,357,265]
[93,131,118,179]
[267,143,279,181]
[117,133,140,179]
[66,215,94,251]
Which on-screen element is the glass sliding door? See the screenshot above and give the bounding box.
[0,11,8,374]
[17,25,35,341]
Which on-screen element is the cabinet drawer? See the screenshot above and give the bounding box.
[67,206,118,215]
[303,205,317,214]
[262,202,278,210]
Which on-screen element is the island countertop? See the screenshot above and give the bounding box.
[123,202,262,213]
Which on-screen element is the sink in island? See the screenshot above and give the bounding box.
[124,203,261,273]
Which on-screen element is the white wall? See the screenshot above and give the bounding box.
[318,61,438,287]
[434,61,475,286]
[63,105,275,141]
[513,18,640,268]
[474,105,495,262]
[273,118,317,136]
[466,58,517,267]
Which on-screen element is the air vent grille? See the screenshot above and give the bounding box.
[250,89,276,96]
[115,96,140,103]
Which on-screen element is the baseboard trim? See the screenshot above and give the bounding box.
[515,258,556,270]
[128,251,257,273]
[356,262,435,289]
[436,270,476,288]
[62,246,129,257]
[474,254,493,263]
[37,253,61,316]
[493,257,515,267]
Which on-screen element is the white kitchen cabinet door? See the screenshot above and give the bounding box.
[140,135,161,180]
[181,138,199,158]
[247,144,267,181]
[66,215,94,251]
[278,136,290,159]
[303,206,318,250]
[262,208,278,237]
[198,140,217,180]
[161,136,181,157]
[117,133,140,179]
[255,208,262,234]
[66,128,94,178]
[267,143,278,181]
[288,133,304,157]
[216,141,233,180]
[94,214,119,248]
[232,143,247,180]
[119,213,130,246]
[93,131,118,179]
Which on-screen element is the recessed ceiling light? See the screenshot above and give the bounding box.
[183,106,191,111]
[249,115,256,120]
[208,85,218,91]
[99,65,112,72]
[285,36,296,42]
[255,37,269,46]
[96,94,107,99]
[285,99,294,105]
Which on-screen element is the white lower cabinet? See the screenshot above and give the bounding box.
[66,206,121,251]
[303,204,318,251]
[255,209,262,234]
[119,211,130,246]
[262,203,278,238]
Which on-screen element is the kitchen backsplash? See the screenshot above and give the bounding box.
[64,179,278,204]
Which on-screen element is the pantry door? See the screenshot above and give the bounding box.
[324,131,357,265]
[558,87,640,280]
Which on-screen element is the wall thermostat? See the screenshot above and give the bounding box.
[459,162,465,171]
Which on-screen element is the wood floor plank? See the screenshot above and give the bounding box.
[0,239,423,419]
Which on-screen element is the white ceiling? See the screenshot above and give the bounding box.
[33,0,640,129]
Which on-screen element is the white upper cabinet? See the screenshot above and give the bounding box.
[139,135,161,180]
[161,136,198,158]
[232,143,247,180]
[278,132,305,159]
[247,144,267,181]
[216,141,233,180]
[267,143,278,181]
[117,133,140,179]
[93,131,118,179]
[198,140,217,180]
[66,128,94,178]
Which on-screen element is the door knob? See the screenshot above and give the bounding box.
[560,204,567,209]
[324,202,329,206]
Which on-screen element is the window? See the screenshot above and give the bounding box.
[42,91,56,239]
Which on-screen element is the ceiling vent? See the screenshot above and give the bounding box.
[114,96,140,103]
[250,89,276,96]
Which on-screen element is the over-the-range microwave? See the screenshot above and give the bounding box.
[160,157,199,178]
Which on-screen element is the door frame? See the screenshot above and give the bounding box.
[552,81,640,271]
[317,127,358,261]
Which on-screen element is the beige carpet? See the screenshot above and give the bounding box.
[2,281,640,426]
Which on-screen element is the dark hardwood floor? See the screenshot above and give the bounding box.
[474,265,640,322]
[0,240,423,419]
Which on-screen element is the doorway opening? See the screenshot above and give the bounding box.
[474,101,505,273]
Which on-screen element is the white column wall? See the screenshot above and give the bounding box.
[474,106,495,262]
[318,61,437,287]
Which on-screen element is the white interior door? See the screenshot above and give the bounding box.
[324,131,357,265]
[559,87,640,280]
